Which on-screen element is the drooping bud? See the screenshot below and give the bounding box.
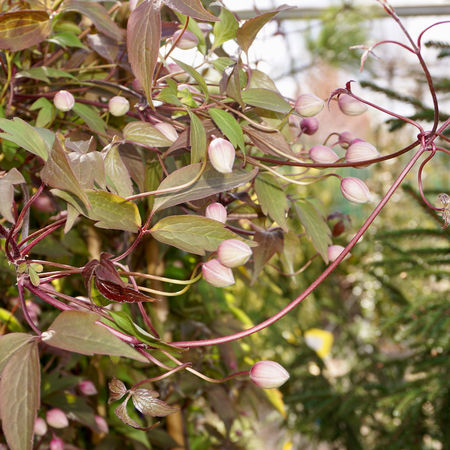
[202,259,235,288]
[131,78,142,92]
[46,409,69,429]
[50,437,64,450]
[154,122,178,142]
[340,177,372,204]
[108,96,130,117]
[205,203,227,223]
[197,23,213,37]
[294,93,324,117]
[339,131,358,149]
[328,245,351,263]
[309,145,339,164]
[249,361,290,389]
[54,90,75,112]
[208,138,235,174]
[95,415,109,434]
[34,417,48,436]
[300,117,319,135]
[345,141,380,163]
[338,95,368,116]
[78,380,98,396]
[217,239,252,268]
[173,30,199,50]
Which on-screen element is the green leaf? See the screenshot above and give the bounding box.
[150,215,257,255]
[213,7,239,49]
[0,10,51,52]
[46,31,87,49]
[30,97,54,128]
[43,311,148,362]
[249,69,280,92]
[172,58,209,102]
[187,109,206,164]
[61,1,124,41]
[0,117,50,161]
[0,168,26,223]
[152,163,258,213]
[254,172,289,232]
[0,341,40,450]
[295,200,332,263]
[251,229,284,284]
[209,108,245,152]
[144,160,163,211]
[0,333,33,376]
[72,103,107,135]
[161,0,219,22]
[279,230,300,278]
[123,121,173,147]
[16,67,78,83]
[52,189,142,233]
[241,89,292,114]
[104,146,133,198]
[211,57,234,73]
[127,0,160,109]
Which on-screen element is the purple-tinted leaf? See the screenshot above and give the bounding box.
[207,386,235,433]
[61,1,124,41]
[240,89,292,114]
[115,398,160,431]
[96,278,156,303]
[123,121,173,148]
[161,0,219,22]
[108,376,128,403]
[152,163,258,212]
[243,126,297,159]
[0,10,51,52]
[0,168,25,223]
[65,137,96,154]
[104,146,133,198]
[86,33,118,62]
[251,229,284,284]
[68,151,105,190]
[0,340,40,450]
[0,333,33,375]
[226,64,244,108]
[150,215,257,255]
[42,311,148,362]
[127,0,161,109]
[132,389,179,417]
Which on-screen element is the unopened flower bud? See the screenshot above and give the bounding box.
[202,259,235,288]
[173,30,198,50]
[338,95,367,116]
[300,117,319,135]
[340,177,371,204]
[328,245,351,263]
[309,145,339,164]
[345,141,380,163]
[249,361,290,389]
[295,93,324,117]
[208,138,235,173]
[54,91,74,112]
[50,437,64,450]
[34,417,47,436]
[78,380,98,396]
[95,415,109,434]
[197,23,213,37]
[339,131,358,148]
[108,96,130,117]
[46,409,69,429]
[132,78,142,92]
[205,203,227,223]
[178,83,201,94]
[217,239,252,268]
[154,122,178,142]
[129,0,139,11]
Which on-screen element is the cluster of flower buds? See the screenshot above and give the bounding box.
[340,177,372,203]
[338,95,368,116]
[345,140,380,164]
[54,91,75,112]
[339,131,358,149]
[173,30,199,50]
[154,122,178,142]
[295,93,324,117]
[208,138,235,173]
[249,361,290,389]
[205,202,227,223]
[108,96,130,117]
[309,145,339,164]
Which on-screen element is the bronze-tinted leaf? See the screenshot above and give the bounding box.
[251,229,284,284]
[132,389,179,417]
[0,168,26,223]
[161,0,219,22]
[108,376,128,403]
[0,333,33,376]
[104,146,133,198]
[115,398,160,431]
[96,278,157,303]
[243,126,297,159]
[0,10,51,52]
[123,121,173,148]
[68,151,105,190]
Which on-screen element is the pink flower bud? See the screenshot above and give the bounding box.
[338,95,368,116]
[300,117,319,135]
[202,259,235,288]
[178,83,201,94]
[50,437,64,450]
[197,23,213,37]
[173,30,199,50]
[345,141,380,163]
[129,0,139,11]
[328,245,351,263]
[34,417,47,436]
[294,93,324,117]
[95,415,109,434]
[208,138,235,173]
[46,409,69,429]
[132,78,142,92]
[78,380,98,396]
[309,145,339,164]
[108,96,130,117]
[249,361,290,389]
[205,203,227,223]
[340,177,371,204]
[217,239,252,268]
[154,122,178,142]
[54,91,75,112]
[339,131,357,149]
